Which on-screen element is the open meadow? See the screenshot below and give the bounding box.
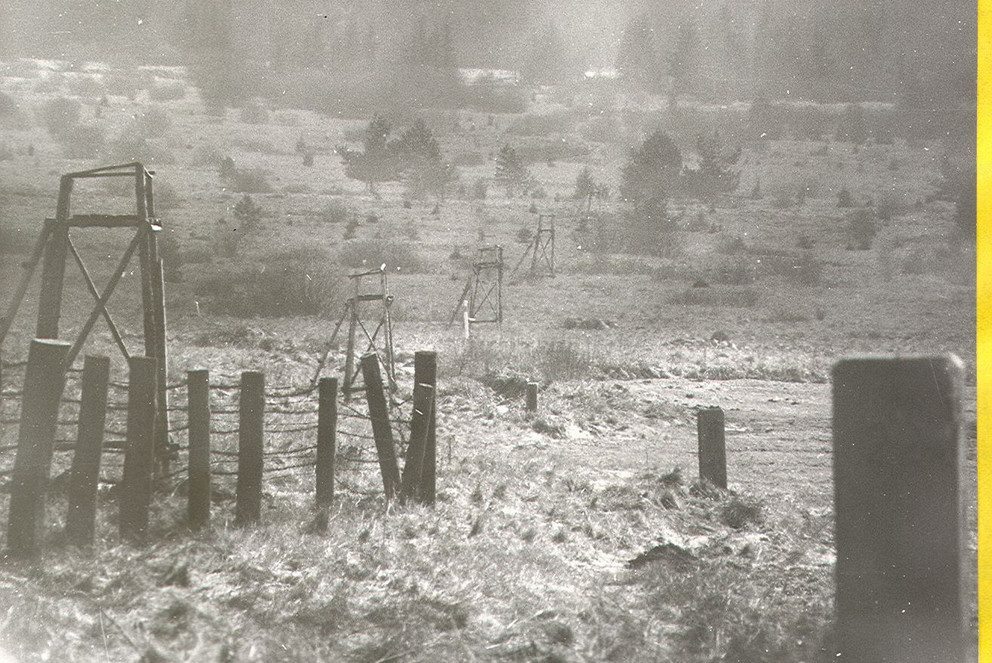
[0,58,977,662]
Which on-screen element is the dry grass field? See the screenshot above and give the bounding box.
[0,59,977,661]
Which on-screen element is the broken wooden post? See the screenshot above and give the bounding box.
[235,371,265,526]
[186,369,210,531]
[400,382,435,504]
[832,355,966,663]
[66,354,111,547]
[7,339,69,557]
[414,351,438,505]
[315,377,338,506]
[696,407,727,490]
[526,382,538,413]
[361,353,400,500]
[119,356,157,544]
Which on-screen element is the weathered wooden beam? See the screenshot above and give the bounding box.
[65,236,130,361]
[832,355,966,663]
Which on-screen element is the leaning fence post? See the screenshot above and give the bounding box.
[526,382,539,413]
[315,377,338,506]
[400,383,435,504]
[6,339,69,557]
[361,353,400,500]
[832,355,966,663]
[697,407,727,490]
[119,356,158,544]
[414,351,438,505]
[186,369,211,531]
[66,354,111,547]
[236,371,265,526]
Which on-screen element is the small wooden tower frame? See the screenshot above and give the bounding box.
[450,245,504,329]
[341,265,396,399]
[0,162,170,474]
[531,213,556,276]
[512,212,556,276]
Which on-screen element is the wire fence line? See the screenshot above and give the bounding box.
[0,359,419,496]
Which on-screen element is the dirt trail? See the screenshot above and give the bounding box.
[504,376,977,518]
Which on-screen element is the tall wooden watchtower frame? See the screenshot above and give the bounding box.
[450,245,504,328]
[0,162,170,474]
[512,213,556,277]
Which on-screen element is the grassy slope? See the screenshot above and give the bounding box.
[0,60,977,661]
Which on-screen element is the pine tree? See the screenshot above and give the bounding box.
[232,195,263,234]
[494,144,531,198]
[616,14,660,92]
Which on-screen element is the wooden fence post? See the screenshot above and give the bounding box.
[187,369,211,531]
[361,353,400,500]
[66,354,111,547]
[315,377,337,506]
[697,407,727,490]
[526,382,539,413]
[400,383,435,504]
[236,371,265,526]
[832,355,966,663]
[414,351,437,505]
[7,339,69,557]
[119,356,157,544]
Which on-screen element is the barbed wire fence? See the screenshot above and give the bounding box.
[0,347,434,550]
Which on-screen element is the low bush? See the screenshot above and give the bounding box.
[107,133,176,165]
[58,124,105,158]
[338,239,427,273]
[190,247,343,318]
[670,287,760,308]
[239,103,269,125]
[319,200,352,224]
[135,108,172,137]
[845,209,877,250]
[148,82,187,101]
[506,112,576,137]
[40,97,81,137]
[227,169,273,193]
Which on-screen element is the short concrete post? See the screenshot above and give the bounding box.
[361,354,400,500]
[186,369,211,531]
[315,377,337,506]
[66,354,111,547]
[119,356,158,544]
[526,382,538,413]
[414,351,438,505]
[235,371,265,526]
[7,339,69,557]
[832,355,966,663]
[696,407,727,489]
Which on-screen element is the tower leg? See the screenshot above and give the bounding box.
[36,177,73,340]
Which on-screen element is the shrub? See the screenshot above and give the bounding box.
[239,103,269,125]
[836,186,855,208]
[107,133,176,165]
[228,169,273,193]
[148,82,186,101]
[845,209,877,250]
[139,108,172,137]
[153,182,182,210]
[191,247,342,318]
[670,287,760,308]
[59,124,105,159]
[40,97,81,137]
[471,179,488,200]
[793,251,824,286]
[338,239,427,273]
[233,195,264,233]
[0,92,18,118]
[319,200,352,224]
[506,112,575,136]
